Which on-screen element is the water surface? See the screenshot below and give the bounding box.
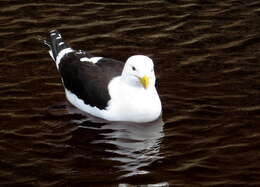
[1,0,260,186]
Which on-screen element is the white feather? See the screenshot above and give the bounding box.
[65,88,104,117]
[48,50,54,61]
[80,57,102,64]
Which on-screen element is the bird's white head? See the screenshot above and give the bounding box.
[121,55,156,89]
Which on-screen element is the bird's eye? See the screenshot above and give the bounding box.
[132,66,136,71]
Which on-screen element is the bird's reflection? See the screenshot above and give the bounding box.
[49,103,164,178]
[75,117,164,178]
[92,118,164,178]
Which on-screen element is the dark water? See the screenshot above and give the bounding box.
[1,0,260,186]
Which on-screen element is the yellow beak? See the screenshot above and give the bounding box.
[139,75,149,89]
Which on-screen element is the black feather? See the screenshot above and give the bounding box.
[59,53,125,109]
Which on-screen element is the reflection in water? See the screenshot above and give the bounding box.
[73,114,164,178]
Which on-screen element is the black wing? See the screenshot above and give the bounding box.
[59,52,124,109]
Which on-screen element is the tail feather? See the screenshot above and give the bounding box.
[44,30,70,61]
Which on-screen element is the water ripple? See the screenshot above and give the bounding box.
[0,0,260,186]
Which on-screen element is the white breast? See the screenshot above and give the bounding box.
[102,77,162,123]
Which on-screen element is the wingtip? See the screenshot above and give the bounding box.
[50,29,58,33]
[49,29,61,37]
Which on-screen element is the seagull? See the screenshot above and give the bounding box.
[44,30,162,123]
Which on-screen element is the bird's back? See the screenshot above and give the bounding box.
[59,53,124,109]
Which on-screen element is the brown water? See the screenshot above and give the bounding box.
[1,0,260,186]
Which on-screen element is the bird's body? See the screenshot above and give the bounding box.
[45,30,161,123]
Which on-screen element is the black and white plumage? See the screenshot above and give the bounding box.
[45,30,162,123]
